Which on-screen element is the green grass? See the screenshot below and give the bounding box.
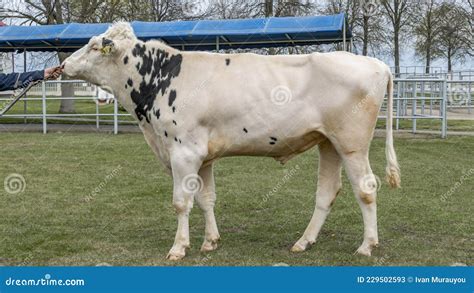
[377,119,474,132]
[0,133,472,266]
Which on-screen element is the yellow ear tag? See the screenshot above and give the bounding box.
[101,46,112,55]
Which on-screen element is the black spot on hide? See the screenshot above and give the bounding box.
[129,43,183,122]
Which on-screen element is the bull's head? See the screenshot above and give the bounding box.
[62,22,136,87]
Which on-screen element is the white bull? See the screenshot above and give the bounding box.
[63,23,400,260]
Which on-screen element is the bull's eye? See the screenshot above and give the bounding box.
[91,46,99,51]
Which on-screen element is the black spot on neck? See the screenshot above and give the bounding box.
[172,120,177,125]
[269,141,276,145]
[174,137,178,142]
[172,106,176,113]
[123,55,129,64]
[164,131,168,137]
[155,108,160,119]
[127,78,133,86]
[132,43,146,57]
[168,90,177,107]
[225,58,230,66]
[129,42,183,122]
[270,137,277,141]
[243,128,248,133]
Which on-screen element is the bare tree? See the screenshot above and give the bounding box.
[260,0,314,17]
[434,1,471,72]
[318,0,386,55]
[413,0,443,74]
[319,0,359,52]
[381,0,414,76]
[358,0,387,56]
[459,0,473,57]
[213,0,261,19]
[265,0,273,17]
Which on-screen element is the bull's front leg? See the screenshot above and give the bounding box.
[166,151,204,261]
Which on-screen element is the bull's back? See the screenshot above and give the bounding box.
[197,51,388,127]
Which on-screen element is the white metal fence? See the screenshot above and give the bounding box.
[1,77,473,137]
[0,80,133,134]
[391,66,474,81]
[27,81,96,96]
[381,78,448,138]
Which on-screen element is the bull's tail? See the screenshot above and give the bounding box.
[385,72,401,188]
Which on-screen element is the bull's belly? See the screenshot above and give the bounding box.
[206,130,326,165]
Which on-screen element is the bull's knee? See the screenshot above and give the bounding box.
[173,198,193,214]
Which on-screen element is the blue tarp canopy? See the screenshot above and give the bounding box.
[0,13,351,52]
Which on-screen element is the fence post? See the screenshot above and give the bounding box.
[396,81,401,130]
[96,101,99,129]
[420,80,425,114]
[412,81,417,134]
[468,81,472,115]
[442,79,447,139]
[113,99,118,135]
[42,81,47,134]
[429,81,434,115]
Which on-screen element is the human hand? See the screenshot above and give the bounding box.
[44,66,63,80]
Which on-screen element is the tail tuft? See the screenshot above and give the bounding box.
[385,71,401,188]
[385,162,401,188]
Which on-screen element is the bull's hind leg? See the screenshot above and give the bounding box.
[196,164,220,252]
[291,139,342,252]
[342,150,379,256]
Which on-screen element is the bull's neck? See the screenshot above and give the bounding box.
[111,40,183,121]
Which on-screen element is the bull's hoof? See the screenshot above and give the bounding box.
[355,242,378,257]
[166,245,188,261]
[290,238,314,252]
[166,251,186,261]
[355,246,371,257]
[166,253,185,261]
[201,238,219,252]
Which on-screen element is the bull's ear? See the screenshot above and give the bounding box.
[100,38,115,55]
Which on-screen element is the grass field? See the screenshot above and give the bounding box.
[0,133,472,266]
[376,119,474,132]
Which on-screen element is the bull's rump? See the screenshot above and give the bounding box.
[181,51,389,161]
